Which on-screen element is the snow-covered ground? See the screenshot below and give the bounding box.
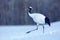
[0,21,60,40]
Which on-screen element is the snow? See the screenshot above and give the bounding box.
[0,21,60,40]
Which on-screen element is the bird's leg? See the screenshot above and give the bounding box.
[43,25,44,33]
[26,29,37,34]
[35,24,39,30]
[26,24,39,34]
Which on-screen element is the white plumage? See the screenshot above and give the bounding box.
[28,13,45,24]
[26,6,50,33]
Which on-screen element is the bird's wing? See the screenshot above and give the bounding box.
[30,13,45,24]
[30,13,45,19]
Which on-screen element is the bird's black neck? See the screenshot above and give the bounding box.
[28,8,32,13]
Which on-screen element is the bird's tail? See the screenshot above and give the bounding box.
[45,17,51,26]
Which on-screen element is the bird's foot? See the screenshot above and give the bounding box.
[26,31,31,34]
[35,28,38,30]
[26,27,38,34]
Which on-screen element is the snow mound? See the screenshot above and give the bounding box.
[0,21,60,40]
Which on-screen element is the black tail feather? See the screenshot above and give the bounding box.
[45,17,50,26]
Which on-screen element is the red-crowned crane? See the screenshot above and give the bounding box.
[26,6,50,34]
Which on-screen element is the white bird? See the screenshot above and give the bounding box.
[26,6,50,33]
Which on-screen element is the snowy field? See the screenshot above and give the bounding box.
[0,21,60,40]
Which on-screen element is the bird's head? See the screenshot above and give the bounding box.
[28,6,33,13]
[28,6,33,10]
